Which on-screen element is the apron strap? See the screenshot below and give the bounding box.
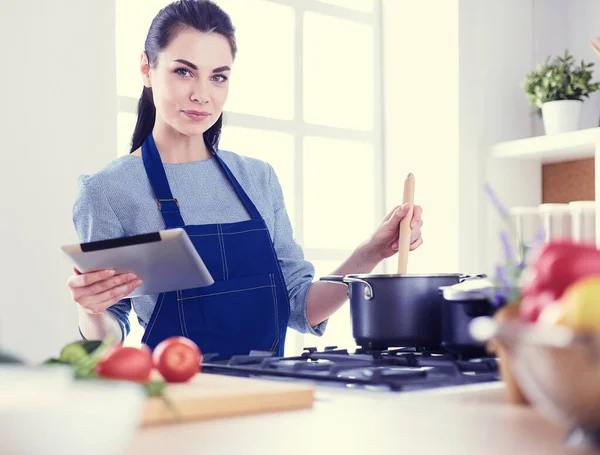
[213,152,262,220]
[141,134,186,229]
[141,133,263,226]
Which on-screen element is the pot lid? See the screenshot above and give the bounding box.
[440,277,494,301]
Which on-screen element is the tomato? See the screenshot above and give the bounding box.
[526,242,600,292]
[153,337,201,383]
[521,241,600,323]
[94,345,153,383]
[520,292,556,323]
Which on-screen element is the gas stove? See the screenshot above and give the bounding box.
[201,346,500,393]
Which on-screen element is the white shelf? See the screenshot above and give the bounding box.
[491,127,600,164]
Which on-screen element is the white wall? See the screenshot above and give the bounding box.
[381,0,460,275]
[381,0,538,276]
[0,0,117,361]
[530,0,566,136]
[532,0,600,136]
[459,0,542,275]
[478,0,600,272]
[564,0,600,130]
[383,0,600,278]
[382,0,573,276]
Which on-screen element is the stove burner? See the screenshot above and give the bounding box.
[201,345,500,392]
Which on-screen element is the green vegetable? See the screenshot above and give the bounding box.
[42,336,176,415]
[72,335,116,379]
[143,380,167,397]
[43,358,69,365]
[60,343,89,364]
[79,340,103,354]
[59,340,104,364]
[143,380,181,420]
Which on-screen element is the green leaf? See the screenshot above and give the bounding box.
[72,333,117,379]
[143,380,167,397]
[523,50,599,114]
[43,358,69,365]
[142,381,182,421]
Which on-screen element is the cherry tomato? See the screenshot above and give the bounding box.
[94,345,153,383]
[153,337,201,383]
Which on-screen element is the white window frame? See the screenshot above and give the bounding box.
[117,0,386,354]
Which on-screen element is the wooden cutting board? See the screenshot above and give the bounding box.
[141,373,315,426]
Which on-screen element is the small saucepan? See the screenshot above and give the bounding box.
[319,273,485,350]
[439,278,495,357]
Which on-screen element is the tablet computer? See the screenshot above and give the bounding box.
[61,228,214,297]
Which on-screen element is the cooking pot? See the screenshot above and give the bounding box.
[439,278,495,357]
[319,273,484,350]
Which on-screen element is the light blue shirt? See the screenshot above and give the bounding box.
[72,149,327,340]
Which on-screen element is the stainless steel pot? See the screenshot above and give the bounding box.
[319,273,479,350]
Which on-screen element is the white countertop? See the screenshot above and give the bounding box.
[127,381,598,455]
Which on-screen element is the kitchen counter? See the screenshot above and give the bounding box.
[128,381,597,455]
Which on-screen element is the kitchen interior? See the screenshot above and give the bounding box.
[2,0,600,454]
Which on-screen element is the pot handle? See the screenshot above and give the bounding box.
[459,274,487,282]
[343,277,374,300]
[319,275,374,300]
[441,274,486,293]
[319,275,348,286]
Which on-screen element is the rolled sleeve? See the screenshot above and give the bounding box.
[72,174,132,338]
[106,303,131,340]
[266,165,328,336]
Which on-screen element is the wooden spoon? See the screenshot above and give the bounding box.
[396,173,415,274]
[591,37,600,58]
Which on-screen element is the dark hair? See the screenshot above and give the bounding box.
[130,0,237,153]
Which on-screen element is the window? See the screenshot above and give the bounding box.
[116,0,383,354]
[317,0,374,13]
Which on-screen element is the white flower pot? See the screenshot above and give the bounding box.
[541,99,582,135]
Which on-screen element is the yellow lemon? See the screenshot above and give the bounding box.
[557,276,600,332]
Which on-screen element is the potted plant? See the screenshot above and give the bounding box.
[523,50,599,135]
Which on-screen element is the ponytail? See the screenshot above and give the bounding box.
[204,114,222,152]
[130,87,156,153]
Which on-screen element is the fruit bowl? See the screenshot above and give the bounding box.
[471,317,600,449]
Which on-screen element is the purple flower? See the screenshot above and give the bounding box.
[530,227,546,249]
[491,293,505,308]
[518,227,546,268]
[495,264,510,289]
[494,264,513,303]
[483,183,509,220]
[483,183,529,307]
[500,230,514,261]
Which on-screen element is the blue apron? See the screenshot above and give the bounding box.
[140,134,290,361]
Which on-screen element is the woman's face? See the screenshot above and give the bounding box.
[141,28,233,137]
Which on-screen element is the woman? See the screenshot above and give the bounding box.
[67,0,423,360]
